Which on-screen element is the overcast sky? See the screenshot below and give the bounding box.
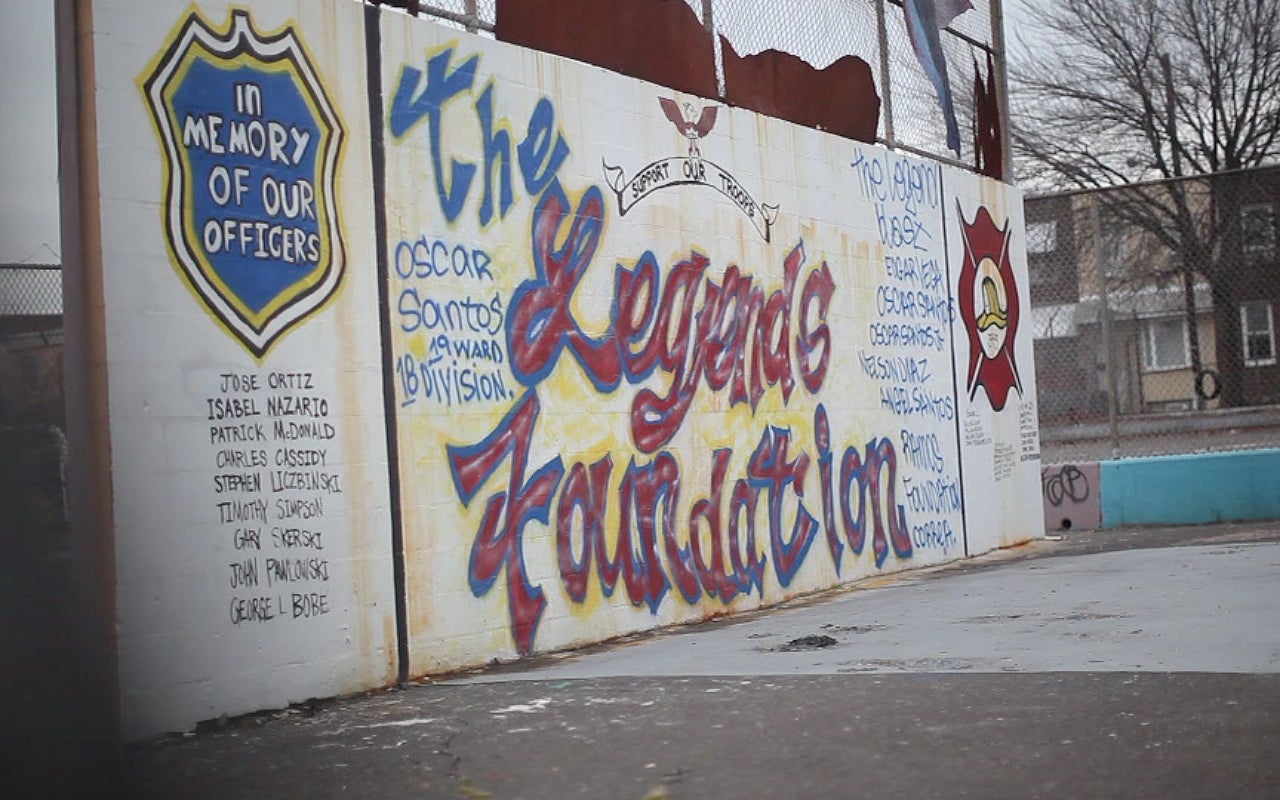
[1001,0,1043,62]
[0,2,59,264]
[0,1,1042,266]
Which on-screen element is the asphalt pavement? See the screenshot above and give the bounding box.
[39,522,1280,798]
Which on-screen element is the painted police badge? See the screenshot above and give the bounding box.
[140,9,344,358]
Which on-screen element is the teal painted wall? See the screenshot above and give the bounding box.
[1099,449,1280,528]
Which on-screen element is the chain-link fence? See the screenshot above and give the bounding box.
[367,0,496,32]
[367,0,1007,171]
[0,263,62,319]
[1027,165,1280,464]
[0,263,64,425]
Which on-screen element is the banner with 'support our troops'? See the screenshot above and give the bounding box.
[81,0,1041,738]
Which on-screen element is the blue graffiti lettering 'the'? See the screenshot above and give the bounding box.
[388,46,570,226]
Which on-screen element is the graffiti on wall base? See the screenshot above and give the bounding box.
[1040,462,1100,531]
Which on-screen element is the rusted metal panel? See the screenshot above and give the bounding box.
[496,0,717,100]
[720,39,879,143]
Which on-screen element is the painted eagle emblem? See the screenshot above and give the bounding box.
[659,97,718,158]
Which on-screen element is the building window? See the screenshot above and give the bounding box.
[1241,301,1276,366]
[1142,316,1189,371]
[1027,221,1057,253]
[1101,227,1129,278]
[1242,204,1277,263]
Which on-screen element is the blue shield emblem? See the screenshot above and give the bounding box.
[141,10,344,357]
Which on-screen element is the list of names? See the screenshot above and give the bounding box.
[207,370,341,627]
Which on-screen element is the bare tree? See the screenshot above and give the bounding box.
[1011,0,1280,406]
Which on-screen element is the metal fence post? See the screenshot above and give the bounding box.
[1091,201,1121,457]
[875,0,895,149]
[700,0,725,99]
[989,0,1013,179]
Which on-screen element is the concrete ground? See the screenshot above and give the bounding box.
[50,523,1280,798]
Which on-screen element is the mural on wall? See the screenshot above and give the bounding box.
[382,21,1000,666]
[848,143,966,558]
[948,186,1041,555]
[84,0,1040,738]
[135,8,357,632]
[140,9,346,358]
[387,43,911,658]
[94,0,398,740]
[443,217,914,654]
[957,204,1022,411]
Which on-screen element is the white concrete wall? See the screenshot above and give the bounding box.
[95,0,397,739]
[86,0,1042,738]
[378,14,1044,672]
[945,167,1045,553]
